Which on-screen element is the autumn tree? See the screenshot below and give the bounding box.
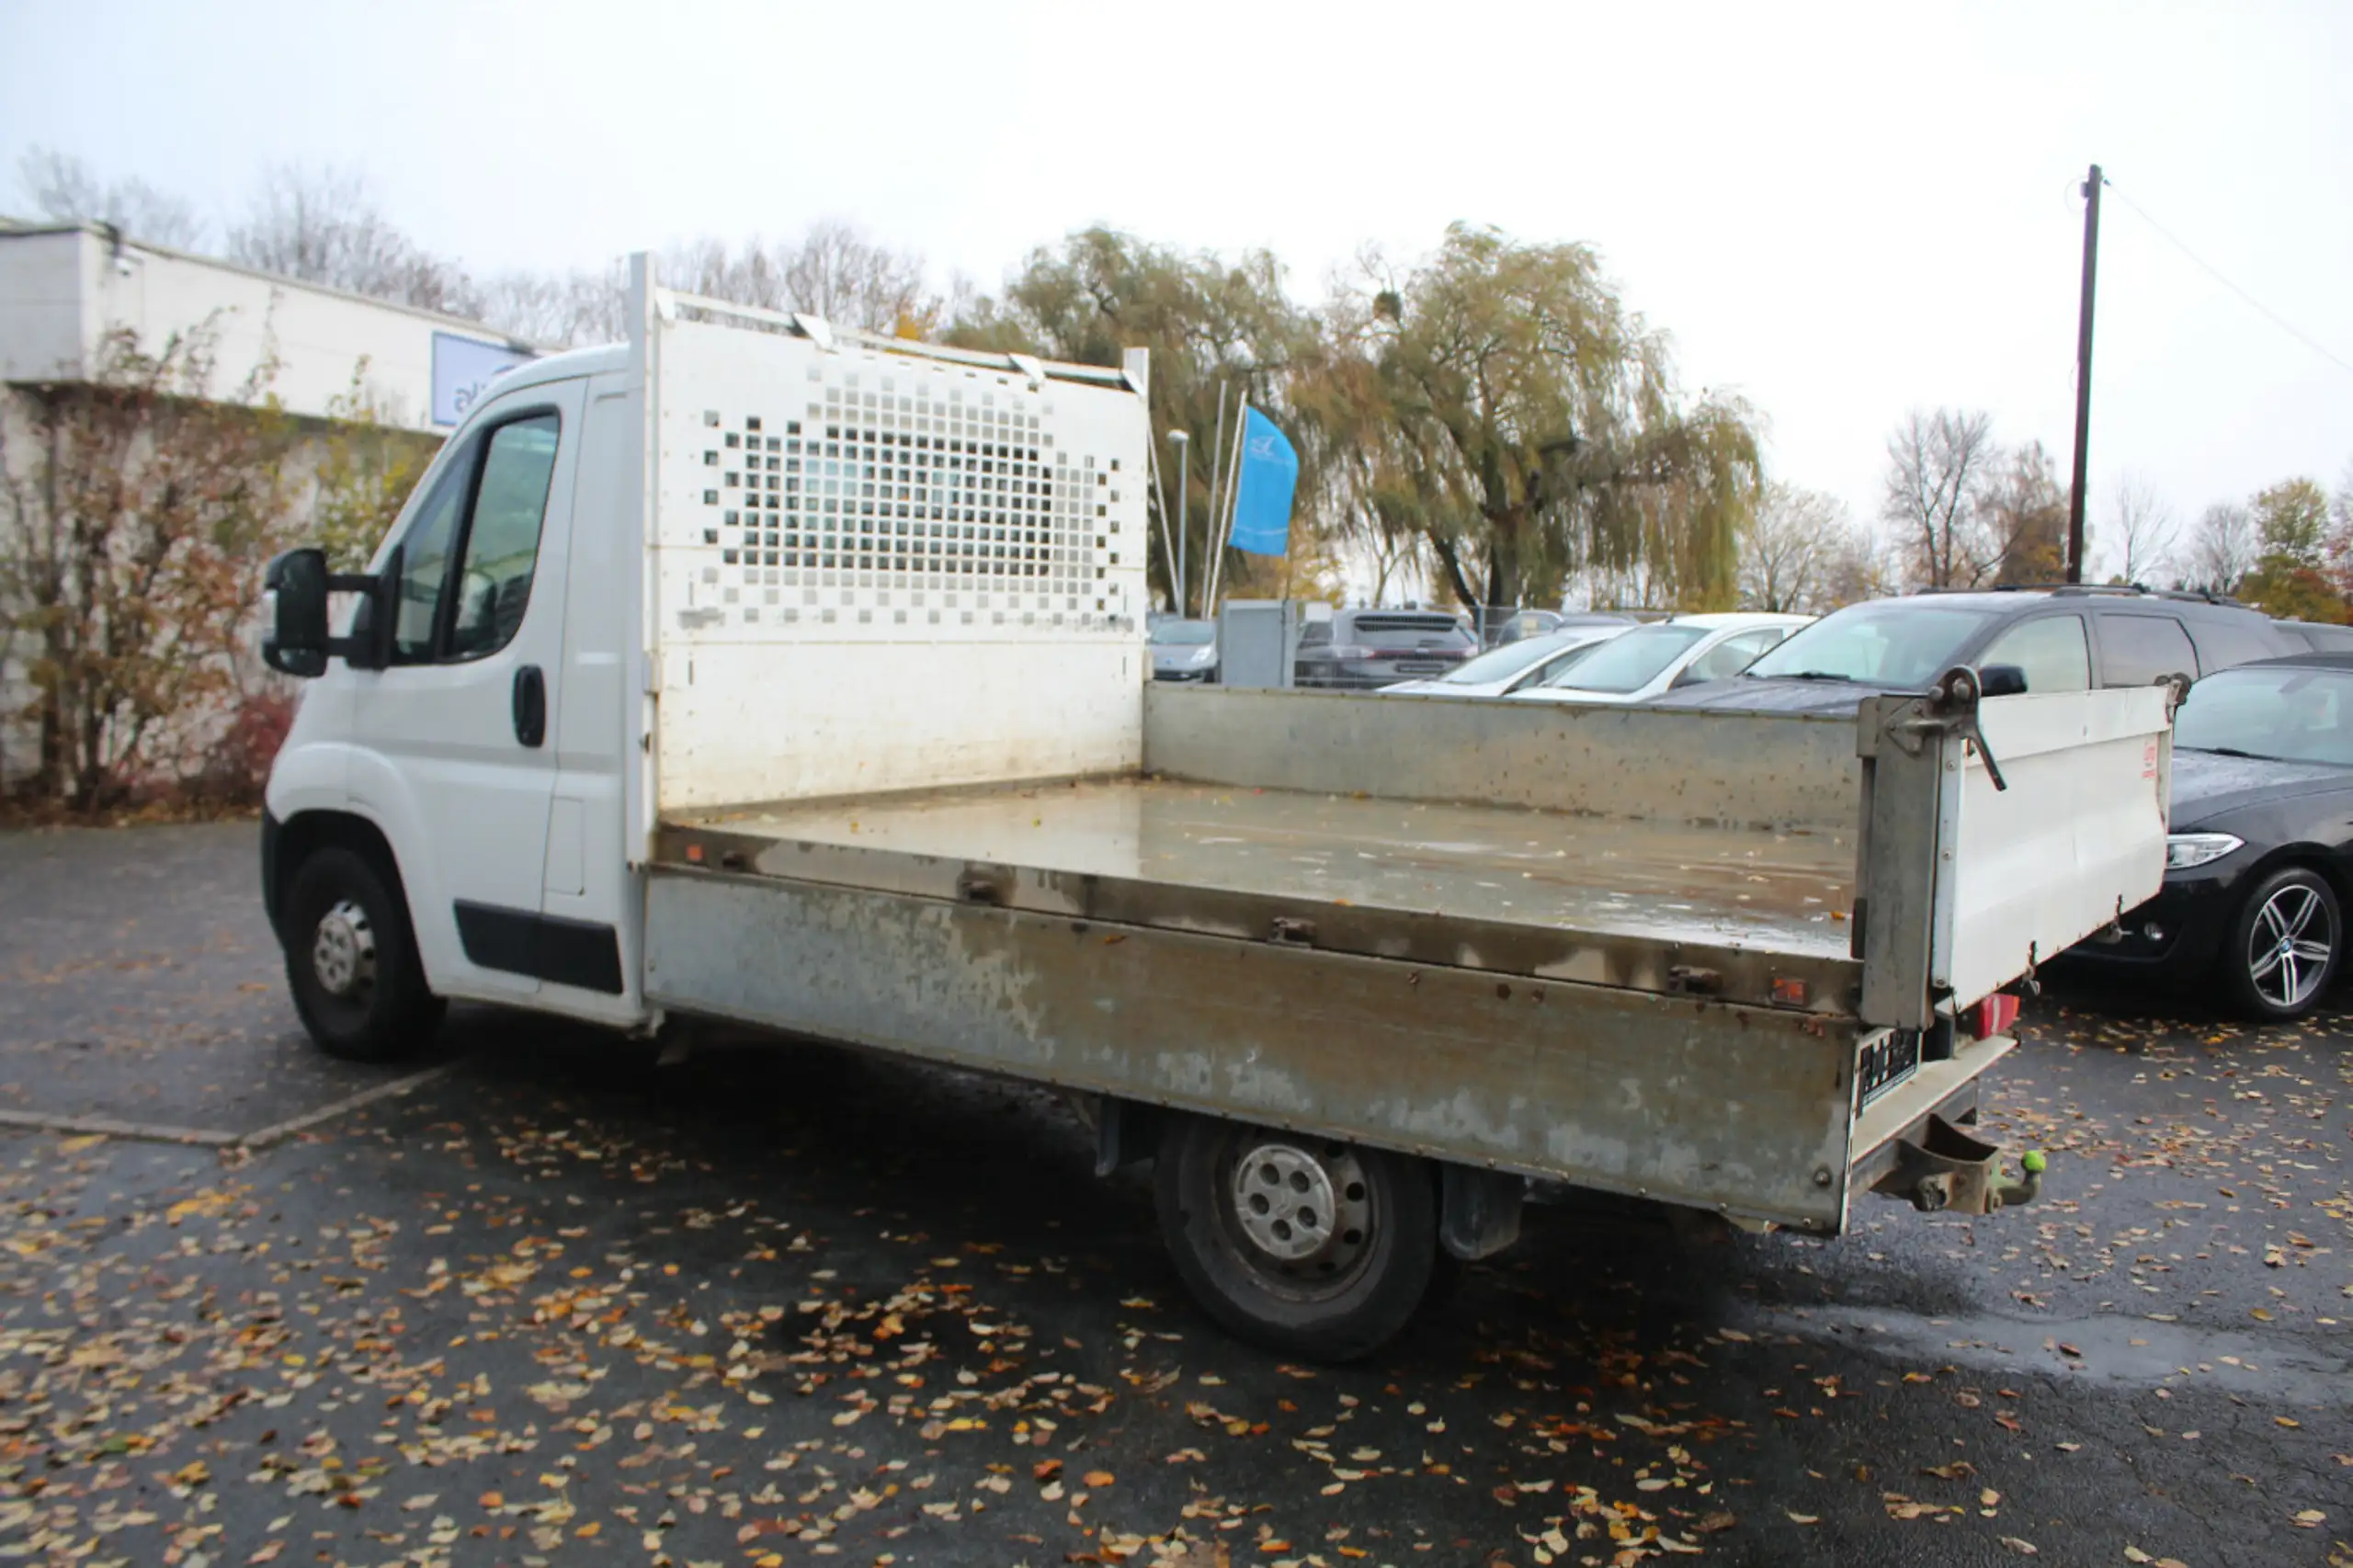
[949,228,1315,614]
[1982,440,2068,585]
[2239,477,2346,622]
[0,326,294,809]
[1311,224,1758,615]
[311,366,445,571]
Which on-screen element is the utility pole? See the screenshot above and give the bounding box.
[2066,163,2103,585]
[1168,430,1190,616]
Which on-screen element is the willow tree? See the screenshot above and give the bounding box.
[1313,224,1760,613]
[946,228,1319,613]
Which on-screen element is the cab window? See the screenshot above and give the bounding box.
[1981,614,2090,693]
[386,412,561,664]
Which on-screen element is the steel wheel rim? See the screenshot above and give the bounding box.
[1221,1140,1375,1297]
[312,898,379,1002]
[2247,883,2332,1010]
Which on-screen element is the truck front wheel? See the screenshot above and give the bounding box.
[1154,1114,1439,1361]
[283,847,444,1063]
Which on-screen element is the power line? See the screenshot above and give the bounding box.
[2100,177,2353,381]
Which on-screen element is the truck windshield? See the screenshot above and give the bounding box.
[1540,625,1706,693]
[1745,602,1999,687]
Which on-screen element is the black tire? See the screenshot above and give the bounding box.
[282,846,444,1062]
[2221,864,2341,1023]
[1154,1114,1438,1362]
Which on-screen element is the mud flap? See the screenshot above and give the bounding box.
[1440,1165,1525,1260]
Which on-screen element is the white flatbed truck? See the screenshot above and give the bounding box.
[258,256,2171,1358]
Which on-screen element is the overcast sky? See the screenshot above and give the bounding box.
[5,0,2348,575]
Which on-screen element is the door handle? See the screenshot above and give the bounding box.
[512,665,547,748]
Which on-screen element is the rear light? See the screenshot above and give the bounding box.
[1967,993,2020,1040]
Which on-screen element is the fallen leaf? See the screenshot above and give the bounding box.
[1083,1470,1115,1487]
[1786,1511,1819,1526]
[1998,1538,2038,1555]
[1693,1511,1736,1535]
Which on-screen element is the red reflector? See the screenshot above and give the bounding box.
[1971,993,2019,1039]
[1771,976,1809,1007]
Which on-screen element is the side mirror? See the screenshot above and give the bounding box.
[262,548,330,677]
[261,544,399,676]
[1977,663,2029,698]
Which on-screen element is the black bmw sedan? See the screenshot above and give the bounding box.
[2068,652,2353,1020]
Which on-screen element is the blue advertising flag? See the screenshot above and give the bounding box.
[1226,407,1299,555]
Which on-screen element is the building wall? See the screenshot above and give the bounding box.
[0,224,521,794]
[0,224,537,432]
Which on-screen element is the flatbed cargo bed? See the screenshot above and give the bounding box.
[658,771,1859,1011]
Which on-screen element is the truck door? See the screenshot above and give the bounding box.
[348,380,586,1001]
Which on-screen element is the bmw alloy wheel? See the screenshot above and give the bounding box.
[2246,881,2334,1013]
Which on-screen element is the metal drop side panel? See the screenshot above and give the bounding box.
[1858,684,2173,1028]
[636,277,1154,813]
[642,869,1861,1231]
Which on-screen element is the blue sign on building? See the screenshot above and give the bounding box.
[430,333,533,427]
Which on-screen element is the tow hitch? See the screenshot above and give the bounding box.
[1871,1114,2046,1214]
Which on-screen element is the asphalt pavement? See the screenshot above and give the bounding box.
[0,823,2345,1568]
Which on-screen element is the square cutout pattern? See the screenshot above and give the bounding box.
[669,350,1138,636]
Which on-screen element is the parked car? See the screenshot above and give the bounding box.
[1474,608,1635,647]
[1377,624,1632,698]
[1150,617,1220,682]
[2273,619,2353,654]
[1508,612,1810,707]
[2063,652,2353,1020]
[1295,608,1477,690]
[1652,585,2301,714]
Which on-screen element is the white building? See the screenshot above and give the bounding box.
[0,220,536,430]
[0,220,541,793]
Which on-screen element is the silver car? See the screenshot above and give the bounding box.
[1377,625,1631,697]
[1150,618,1220,682]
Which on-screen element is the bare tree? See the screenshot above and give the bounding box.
[226,163,480,316]
[17,145,204,248]
[2107,473,2178,585]
[654,225,937,335]
[1739,482,1862,612]
[476,263,629,347]
[783,221,936,334]
[1882,408,2000,588]
[2182,501,2257,596]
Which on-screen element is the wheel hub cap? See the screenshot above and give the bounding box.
[1231,1142,1342,1262]
[312,900,378,999]
[2248,884,2331,1010]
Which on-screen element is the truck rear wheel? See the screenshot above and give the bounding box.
[1154,1114,1438,1361]
[283,847,444,1063]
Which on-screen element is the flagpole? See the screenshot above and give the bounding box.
[1202,385,1230,617]
[1145,425,1178,616]
[1206,400,1248,615]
